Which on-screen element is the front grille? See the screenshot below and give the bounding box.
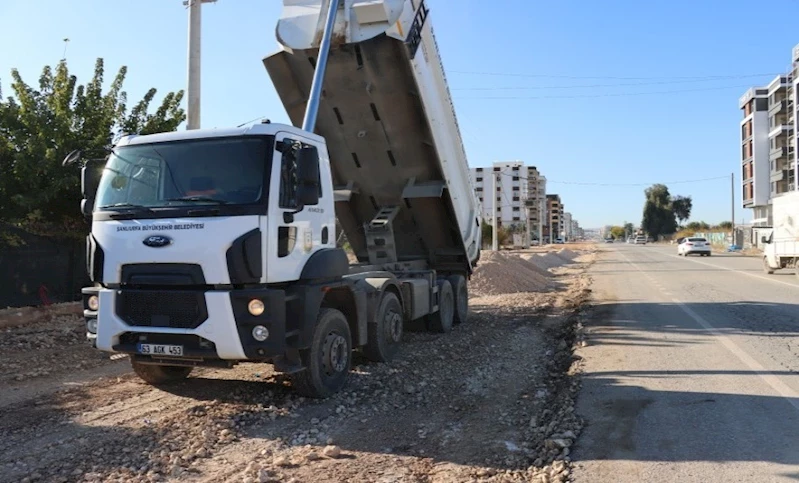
[116,290,208,329]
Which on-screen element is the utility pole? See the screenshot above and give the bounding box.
[185,0,217,130]
[731,172,735,246]
[492,172,498,251]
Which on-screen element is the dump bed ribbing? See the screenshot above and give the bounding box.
[263,0,481,274]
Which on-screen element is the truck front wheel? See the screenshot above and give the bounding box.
[291,308,352,398]
[763,257,774,274]
[427,279,454,333]
[364,292,403,362]
[131,361,193,385]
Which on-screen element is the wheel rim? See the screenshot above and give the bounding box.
[321,332,348,376]
[385,309,402,342]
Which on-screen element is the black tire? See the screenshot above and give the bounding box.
[291,308,352,398]
[131,361,193,385]
[363,292,403,363]
[447,274,468,325]
[763,257,774,274]
[705,253,711,257]
[427,279,454,333]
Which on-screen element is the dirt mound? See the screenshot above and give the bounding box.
[533,253,571,270]
[470,251,551,296]
[556,248,579,261]
[519,254,557,277]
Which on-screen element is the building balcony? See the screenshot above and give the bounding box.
[769,99,788,116]
[769,124,794,138]
[770,146,788,160]
[771,169,787,182]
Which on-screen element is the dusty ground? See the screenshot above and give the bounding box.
[0,246,598,483]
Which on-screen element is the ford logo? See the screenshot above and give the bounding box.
[143,235,172,248]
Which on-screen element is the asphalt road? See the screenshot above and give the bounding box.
[572,243,799,483]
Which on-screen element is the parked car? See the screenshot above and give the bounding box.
[677,236,711,256]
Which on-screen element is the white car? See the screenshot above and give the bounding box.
[677,236,711,257]
[633,236,647,245]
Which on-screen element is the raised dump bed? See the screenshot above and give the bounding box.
[264,0,481,274]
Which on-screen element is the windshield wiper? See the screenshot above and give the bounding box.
[166,196,228,204]
[102,202,152,210]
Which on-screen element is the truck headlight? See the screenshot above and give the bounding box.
[87,295,99,311]
[248,299,265,316]
[86,318,98,334]
[252,325,269,341]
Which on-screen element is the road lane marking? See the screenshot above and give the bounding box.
[622,245,799,290]
[618,250,799,411]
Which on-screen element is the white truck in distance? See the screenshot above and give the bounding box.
[761,191,799,277]
[69,0,481,398]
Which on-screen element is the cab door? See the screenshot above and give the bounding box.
[266,132,331,283]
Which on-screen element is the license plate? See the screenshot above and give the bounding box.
[137,343,184,356]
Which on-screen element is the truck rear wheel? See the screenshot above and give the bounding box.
[447,274,468,325]
[131,361,193,385]
[291,308,352,398]
[427,279,454,333]
[364,292,403,362]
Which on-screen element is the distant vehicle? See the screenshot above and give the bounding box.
[555,238,565,244]
[677,237,711,256]
[761,191,799,276]
[604,238,614,243]
[634,236,647,245]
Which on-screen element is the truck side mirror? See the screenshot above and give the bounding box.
[761,235,768,244]
[296,146,320,206]
[81,158,104,199]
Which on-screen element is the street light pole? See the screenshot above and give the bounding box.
[492,172,498,251]
[185,0,217,130]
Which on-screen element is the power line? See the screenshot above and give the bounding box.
[447,70,783,81]
[451,75,780,91]
[453,84,755,100]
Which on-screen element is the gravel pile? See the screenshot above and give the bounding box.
[0,305,110,384]
[469,251,552,296]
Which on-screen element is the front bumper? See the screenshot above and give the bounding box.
[82,286,288,361]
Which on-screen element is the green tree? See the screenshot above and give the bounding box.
[671,195,693,226]
[715,221,733,230]
[641,183,677,238]
[0,58,185,237]
[610,226,626,239]
[623,222,634,236]
[686,221,710,231]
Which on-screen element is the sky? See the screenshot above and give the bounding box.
[2,0,799,228]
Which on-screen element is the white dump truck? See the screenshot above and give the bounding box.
[761,190,799,277]
[68,0,481,398]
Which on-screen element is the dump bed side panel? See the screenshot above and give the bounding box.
[264,0,481,273]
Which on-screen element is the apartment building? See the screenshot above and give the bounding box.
[563,212,573,240]
[525,166,547,242]
[767,74,795,196]
[740,86,771,224]
[739,44,799,226]
[545,194,563,242]
[471,161,528,229]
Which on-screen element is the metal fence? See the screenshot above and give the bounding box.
[0,224,88,308]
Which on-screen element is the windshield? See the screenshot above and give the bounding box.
[95,136,272,210]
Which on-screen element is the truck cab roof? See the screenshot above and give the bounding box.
[115,122,324,147]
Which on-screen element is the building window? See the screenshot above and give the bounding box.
[512,176,519,181]
[512,166,519,171]
[512,186,519,191]
[493,167,500,172]
[476,177,483,182]
[513,196,520,201]
[476,187,483,191]
[476,167,483,172]
[513,207,520,211]
[513,217,520,221]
